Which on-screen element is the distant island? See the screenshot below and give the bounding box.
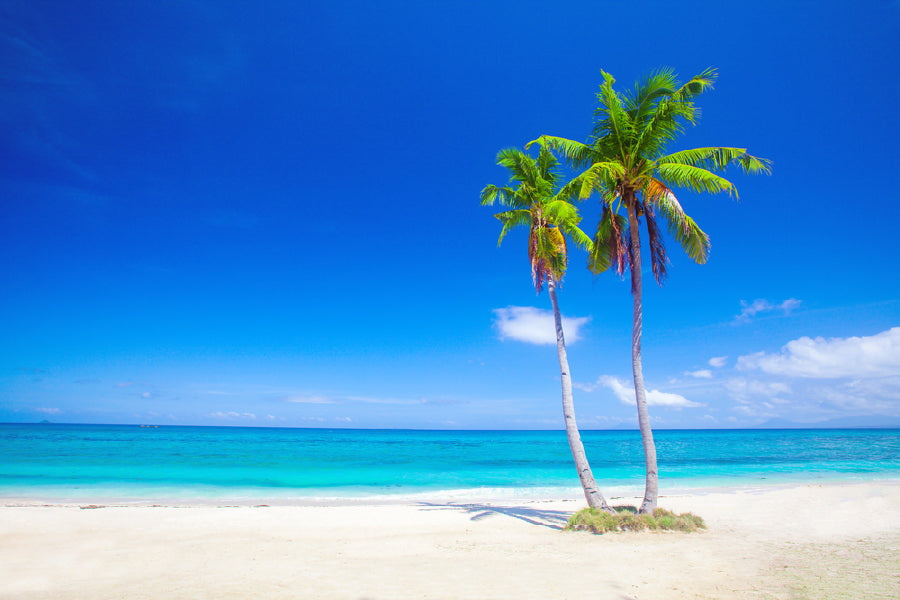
[755,415,900,429]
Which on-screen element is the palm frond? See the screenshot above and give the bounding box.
[527,135,597,171]
[496,147,557,191]
[736,153,772,175]
[646,179,710,264]
[593,71,634,160]
[674,214,710,264]
[581,161,626,191]
[654,162,738,197]
[587,204,627,275]
[676,67,717,101]
[536,144,560,186]
[660,147,772,175]
[642,198,668,285]
[564,223,593,253]
[544,199,581,225]
[630,68,720,158]
[545,204,592,252]
[633,97,692,159]
[493,209,531,246]
[628,68,677,127]
[531,226,567,290]
[480,184,516,206]
[545,226,568,280]
[556,174,586,204]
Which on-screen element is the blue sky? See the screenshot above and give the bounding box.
[2,0,899,429]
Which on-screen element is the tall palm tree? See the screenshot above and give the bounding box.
[481,146,614,512]
[529,68,770,513]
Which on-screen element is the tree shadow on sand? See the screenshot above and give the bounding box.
[416,502,573,530]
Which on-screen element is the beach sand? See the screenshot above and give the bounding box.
[2,481,898,599]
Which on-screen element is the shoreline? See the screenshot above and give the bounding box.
[2,481,898,599]
[3,476,899,508]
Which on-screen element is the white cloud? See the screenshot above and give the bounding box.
[685,369,713,379]
[284,393,422,406]
[815,378,900,413]
[597,375,702,408]
[724,375,900,421]
[284,395,336,404]
[35,407,60,414]
[737,327,900,378]
[736,298,801,322]
[210,411,256,420]
[493,306,590,345]
[344,395,420,405]
[725,377,792,402]
[708,356,728,368]
[141,392,152,399]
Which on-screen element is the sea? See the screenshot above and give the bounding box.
[1,424,898,503]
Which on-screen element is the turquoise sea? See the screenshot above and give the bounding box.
[1,424,898,502]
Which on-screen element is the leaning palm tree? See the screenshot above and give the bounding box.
[481,145,615,512]
[529,68,770,513]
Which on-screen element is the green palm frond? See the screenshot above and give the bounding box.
[628,68,677,126]
[496,148,540,186]
[593,71,634,160]
[654,162,738,197]
[556,174,586,204]
[544,199,581,225]
[563,223,593,253]
[527,136,597,171]
[544,201,592,253]
[579,161,626,199]
[633,96,692,159]
[587,205,627,275]
[494,209,531,246]
[673,214,710,264]
[738,154,772,175]
[480,184,515,206]
[629,68,719,159]
[660,147,772,175]
[645,180,710,264]
[536,144,560,185]
[675,67,717,103]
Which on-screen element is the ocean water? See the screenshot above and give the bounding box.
[1,424,898,502]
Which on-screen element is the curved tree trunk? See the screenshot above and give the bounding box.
[626,202,659,514]
[548,275,614,512]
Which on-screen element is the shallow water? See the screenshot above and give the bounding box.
[1,424,898,501]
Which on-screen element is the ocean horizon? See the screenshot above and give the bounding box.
[2,423,899,503]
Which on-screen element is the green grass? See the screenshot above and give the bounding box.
[565,505,706,534]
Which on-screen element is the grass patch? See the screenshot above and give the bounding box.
[565,505,706,534]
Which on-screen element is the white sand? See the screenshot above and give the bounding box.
[2,481,899,599]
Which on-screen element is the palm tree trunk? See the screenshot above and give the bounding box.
[626,202,659,514]
[548,275,614,512]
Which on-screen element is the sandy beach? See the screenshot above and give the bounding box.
[2,481,898,599]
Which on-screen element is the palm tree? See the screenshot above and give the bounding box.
[481,145,615,512]
[529,68,770,513]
